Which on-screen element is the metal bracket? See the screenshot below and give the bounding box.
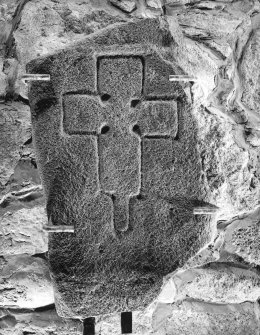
[21,74,50,84]
[43,216,75,233]
[169,75,197,82]
[43,225,74,233]
[193,206,219,215]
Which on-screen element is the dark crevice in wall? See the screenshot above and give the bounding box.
[23,137,32,145]
[32,252,48,261]
[30,158,37,169]
[34,303,55,312]
[5,307,35,313]
[16,94,30,106]
[0,304,55,314]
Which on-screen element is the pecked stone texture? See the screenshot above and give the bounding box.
[27,18,217,318]
[7,0,126,99]
[0,0,260,333]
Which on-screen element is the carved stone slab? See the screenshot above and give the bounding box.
[27,19,214,318]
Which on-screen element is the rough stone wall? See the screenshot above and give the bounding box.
[0,0,260,334]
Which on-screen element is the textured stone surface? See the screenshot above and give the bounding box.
[0,0,260,333]
[0,205,48,255]
[0,307,82,335]
[0,0,18,97]
[9,0,126,99]
[152,301,260,335]
[195,105,259,219]
[0,254,54,309]
[0,102,32,192]
[110,0,136,13]
[218,206,260,265]
[27,18,216,317]
[0,185,44,215]
[158,263,260,305]
[1,300,260,335]
[146,0,161,9]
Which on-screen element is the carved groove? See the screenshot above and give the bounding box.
[131,99,140,108]
[62,54,179,234]
[175,99,184,140]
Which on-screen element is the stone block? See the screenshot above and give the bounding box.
[218,206,260,265]
[0,254,54,309]
[0,306,82,335]
[0,206,48,255]
[109,0,137,13]
[0,102,31,192]
[152,300,260,335]
[27,19,216,318]
[158,262,260,305]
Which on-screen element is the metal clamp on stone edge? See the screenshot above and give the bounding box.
[43,225,75,233]
[193,206,219,215]
[21,74,50,84]
[169,75,198,82]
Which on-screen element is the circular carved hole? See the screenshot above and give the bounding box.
[100,125,110,134]
[101,93,111,102]
[131,99,140,108]
[132,124,139,132]
[98,245,104,254]
[132,124,141,136]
